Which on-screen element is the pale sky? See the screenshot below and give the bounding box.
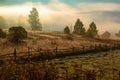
[0,0,120,35]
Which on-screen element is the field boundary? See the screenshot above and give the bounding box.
[0,40,120,61]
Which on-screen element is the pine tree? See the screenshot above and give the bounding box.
[86,22,98,38]
[74,18,85,35]
[28,8,42,31]
[64,26,70,34]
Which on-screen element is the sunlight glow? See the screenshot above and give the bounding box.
[0,5,54,16]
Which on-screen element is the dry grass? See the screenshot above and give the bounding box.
[0,30,119,80]
[0,50,120,80]
[0,31,107,54]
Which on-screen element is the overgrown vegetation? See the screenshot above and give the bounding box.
[0,28,6,38]
[101,31,111,39]
[8,26,27,43]
[0,50,120,80]
[64,26,70,34]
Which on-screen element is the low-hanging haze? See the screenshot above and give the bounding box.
[0,0,120,35]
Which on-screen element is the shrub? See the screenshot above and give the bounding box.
[0,28,6,38]
[8,26,27,43]
[64,26,70,34]
[65,35,73,40]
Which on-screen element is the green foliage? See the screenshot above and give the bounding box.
[28,8,42,31]
[86,22,98,38]
[74,18,86,35]
[0,16,7,29]
[8,26,27,43]
[0,29,6,38]
[64,26,70,34]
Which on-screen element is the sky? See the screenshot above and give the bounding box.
[0,0,120,35]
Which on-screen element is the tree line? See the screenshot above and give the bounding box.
[64,18,120,39]
[64,18,98,38]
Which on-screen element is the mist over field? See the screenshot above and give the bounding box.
[0,0,120,35]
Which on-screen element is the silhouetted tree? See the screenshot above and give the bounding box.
[0,16,7,29]
[101,31,111,39]
[64,26,70,34]
[115,30,120,37]
[0,29,6,38]
[73,18,85,35]
[86,22,98,38]
[8,26,27,43]
[28,8,42,31]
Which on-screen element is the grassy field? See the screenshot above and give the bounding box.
[0,31,110,54]
[0,31,120,80]
[0,50,120,80]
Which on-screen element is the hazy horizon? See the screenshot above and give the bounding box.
[0,0,120,35]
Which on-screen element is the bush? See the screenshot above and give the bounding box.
[64,26,70,34]
[0,28,6,38]
[101,31,111,39]
[8,26,27,43]
[65,35,73,40]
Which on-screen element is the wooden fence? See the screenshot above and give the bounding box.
[0,42,120,62]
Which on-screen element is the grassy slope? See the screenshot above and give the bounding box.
[51,49,120,80]
[0,32,105,54]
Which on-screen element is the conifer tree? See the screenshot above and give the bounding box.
[86,22,98,38]
[74,18,85,35]
[28,8,42,31]
[64,26,70,34]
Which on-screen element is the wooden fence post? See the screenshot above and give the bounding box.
[82,46,85,54]
[28,46,30,56]
[13,48,17,62]
[94,44,97,50]
[98,44,101,48]
[72,47,75,54]
[90,44,93,50]
[55,47,58,54]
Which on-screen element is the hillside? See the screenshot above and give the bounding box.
[0,31,111,54]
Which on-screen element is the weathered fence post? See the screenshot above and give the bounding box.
[72,47,75,54]
[13,48,17,62]
[55,47,58,54]
[28,46,30,56]
[94,44,97,50]
[90,44,93,50]
[82,46,85,54]
[38,48,42,53]
[98,44,101,51]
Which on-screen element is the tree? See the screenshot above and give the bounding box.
[73,18,85,35]
[64,26,70,34]
[0,16,7,29]
[8,26,27,43]
[101,31,111,39]
[28,8,42,31]
[0,29,6,38]
[115,30,120,37]
[86,22,98,38]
